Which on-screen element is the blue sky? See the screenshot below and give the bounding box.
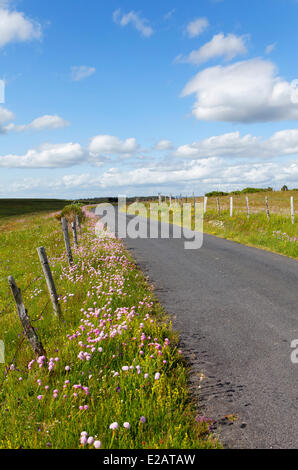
[1,0,298,198]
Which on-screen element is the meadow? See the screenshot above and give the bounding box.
[0,207,218,449]
[0,199,71,218]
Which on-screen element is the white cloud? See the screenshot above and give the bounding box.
[154,139,173,151]
[0,133,139,168]
[0,142,85,168]
[6,115,70,133]
[113,9,153,37]
[89,135,140,158]
[58,158,298,191]
[71,66,96,82]
[185,17,209,38]
[265,43,276,54]
[177,33,247,64]
[0,105,14,133]
[0,4,41,48]
[181,58,298,123]
[3,156,298,196]
[175,129,298,159]
[0,105,13,124]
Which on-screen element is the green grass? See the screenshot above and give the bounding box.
[0,199,72,219]
[203,210,298,258]
[0,210,219,449]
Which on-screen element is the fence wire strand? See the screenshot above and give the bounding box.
[0,275,43,317]
[0,297,51,390]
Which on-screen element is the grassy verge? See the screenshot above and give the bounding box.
[0,210,219,449]
[203,210,297,258]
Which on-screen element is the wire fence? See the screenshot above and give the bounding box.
[0,275,43,318]
[0,216,82,387]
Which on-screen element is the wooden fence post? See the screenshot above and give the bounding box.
[75,215,82,235]
[8,276,46,359]
[37,247,62,318]
[246,196,250,219]
[204,196,208,214]
[230,196,233,217]
[291,196,295,224]
[265,197,270,220]
[158,193,161,205]
[61,217,73,265]
[217,198,221,216]
[72,222,78,249]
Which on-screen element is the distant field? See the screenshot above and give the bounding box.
[200,190,298,216]
[0,199,72,219]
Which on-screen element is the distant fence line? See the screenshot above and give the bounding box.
[150,194,296,224]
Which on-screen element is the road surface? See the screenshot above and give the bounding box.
[101,209,298,448]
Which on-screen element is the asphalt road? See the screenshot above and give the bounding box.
[101,209,298,448]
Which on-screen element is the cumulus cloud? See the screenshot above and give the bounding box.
[0,142,85,168]
[71,66,96,82]
[0,133,140,168]
[0,3,41,48]
[154,139,173,151]
[177,33,248,64]
[3,151,298,195]
[175,129,298,159]
[185,17,209,38]
[6,115,70,133]
[181,58,298,122]
[89,135,140,159]
[0,105,14,133]
[0,105,14,125]
[113,9,153,37]
[3,156,298,196]
[59,158,298,191]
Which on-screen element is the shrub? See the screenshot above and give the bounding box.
[230,190,241,195]
[57,203,86,224]
[205,191,229,197]
[241,187,273,194]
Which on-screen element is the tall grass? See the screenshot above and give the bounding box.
[203,210,297,258]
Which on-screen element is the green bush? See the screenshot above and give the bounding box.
[58,203,85,224]
[230,190,241,195]
[205,191,229,197]
[241,187,273,194]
